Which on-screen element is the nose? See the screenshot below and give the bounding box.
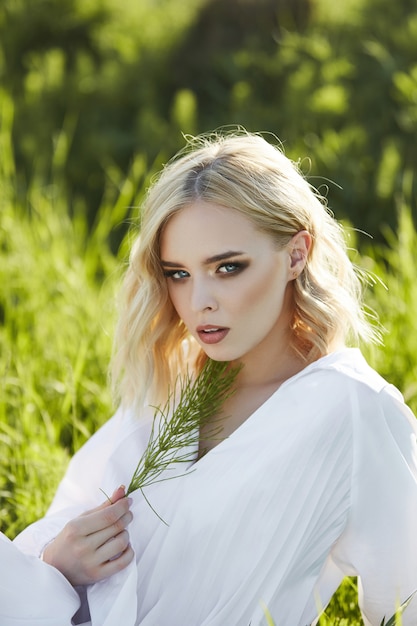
[191,277,218,312]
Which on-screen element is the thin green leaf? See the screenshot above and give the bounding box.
[126,359,241,496]
[380,590,417,626]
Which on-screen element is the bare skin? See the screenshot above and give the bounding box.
[42,485,134,586]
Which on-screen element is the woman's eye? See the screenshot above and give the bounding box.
[218,262,243,274]
[163,269,189,280]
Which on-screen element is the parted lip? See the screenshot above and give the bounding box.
[196,324,229,332]
[196,325,230,345]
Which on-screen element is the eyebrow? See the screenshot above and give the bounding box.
[161,250,245,267]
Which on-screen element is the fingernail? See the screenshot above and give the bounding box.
[119,484,126,490]
[127,497,133,506]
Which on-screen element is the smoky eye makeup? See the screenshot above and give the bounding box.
[162,268,189,280]
[217,260,249,274]
[160,251,249,279]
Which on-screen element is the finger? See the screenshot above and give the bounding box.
[97,542,135,581]
[58,536,134,586]
[88,509,133,550]
[76,497,132,536]
[81,485,127,516]
[97,529,131,563]
[110,485,127,503]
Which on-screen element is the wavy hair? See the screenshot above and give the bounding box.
[112,131,378,411]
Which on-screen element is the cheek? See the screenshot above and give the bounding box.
[167,284,187,318]
[232,271,287,315]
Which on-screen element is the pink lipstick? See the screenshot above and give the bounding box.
[196,325,229,345]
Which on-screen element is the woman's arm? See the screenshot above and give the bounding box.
[0,532,80,625]
[333,383,417,625]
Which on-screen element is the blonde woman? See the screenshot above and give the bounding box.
[12,132,417,625]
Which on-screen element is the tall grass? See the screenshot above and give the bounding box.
[360,179,417,414]
[0,195,116,535]
[0,91,148,536]
[1,95,417,621]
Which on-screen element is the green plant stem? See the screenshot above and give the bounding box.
[126,359,241,496]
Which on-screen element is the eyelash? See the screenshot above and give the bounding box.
[163,261,247,281]
[217,262,246,274]
[163,269,190,280]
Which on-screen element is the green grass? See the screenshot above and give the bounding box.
[1,114,416,623]
[0,195,118,535]
[0,93,146,535]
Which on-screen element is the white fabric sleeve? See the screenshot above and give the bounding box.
[0,532,81,625]
[332,381,417,625]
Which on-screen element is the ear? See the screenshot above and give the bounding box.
[288,230,312,280]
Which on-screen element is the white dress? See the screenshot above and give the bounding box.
[8,349,417,626]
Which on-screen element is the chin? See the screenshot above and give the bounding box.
[201,347,241,363]
[202,352,231,362]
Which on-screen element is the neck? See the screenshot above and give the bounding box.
[233,344,308,390]
[232,307,309,389]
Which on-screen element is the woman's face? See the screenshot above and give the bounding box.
[160,201,307,367]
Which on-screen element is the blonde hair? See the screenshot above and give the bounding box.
[112,131,378,411]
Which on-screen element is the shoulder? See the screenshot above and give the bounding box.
[305,348,390,391]
[296,348,406,403]
[74,403,154,452]
[284,348,386,409]
[288,348,416,434]
[309,349,417,457]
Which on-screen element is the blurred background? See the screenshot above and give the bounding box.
[1,0,416,241]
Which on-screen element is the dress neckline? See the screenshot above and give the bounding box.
[192,347,359,467]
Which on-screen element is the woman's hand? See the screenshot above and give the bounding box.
[42,485,134,586]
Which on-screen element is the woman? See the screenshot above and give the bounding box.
[11,132,417,625]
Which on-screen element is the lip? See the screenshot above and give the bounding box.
[196,325,230,345]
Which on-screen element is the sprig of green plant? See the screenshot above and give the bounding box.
[380,590,417,626]
[126,359,241,496]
